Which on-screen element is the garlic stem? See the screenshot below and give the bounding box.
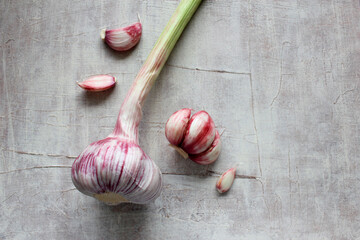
[111,0,202,143]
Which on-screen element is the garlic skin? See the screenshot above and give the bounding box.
[101,22,142,51]
[189,130,221,165]
[77,75,116,92]
[216,168,236,193]
[181,111,216,155]
[165,108,191,146]
[72,137,162,205]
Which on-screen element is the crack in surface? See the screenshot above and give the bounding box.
[0,166,72,175]
[162,170,260,180]
[249,73,263,177]
[5,149,77,159]
[333,87,357,104]
[166,64,251,75]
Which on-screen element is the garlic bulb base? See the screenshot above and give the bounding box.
[94,192,129,205]
[169,144,188,159]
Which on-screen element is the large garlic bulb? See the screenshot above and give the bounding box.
[72,138,162,205]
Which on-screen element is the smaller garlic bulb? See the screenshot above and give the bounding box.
[165,109,221,165]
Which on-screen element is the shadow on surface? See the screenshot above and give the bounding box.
[93,202,151,239]
[79,86,116,106]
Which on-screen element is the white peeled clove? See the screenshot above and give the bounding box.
[165,108,191,146]
[189,130,221,165]
[181,111,216,155]
[77,74,116,92]
[216,168,236,193]
[101,19,142,51]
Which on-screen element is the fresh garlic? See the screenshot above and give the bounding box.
[101,17,142,51]
[165,109,221,164]
[189,130,221,165]
[72,0,203,205]
[77,74,116,92]
[165,108,191,145]
[182,111,216,154]
[72,138,162,204]
[216,168,236,193]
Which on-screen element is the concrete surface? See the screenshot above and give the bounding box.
[1,0,360,239]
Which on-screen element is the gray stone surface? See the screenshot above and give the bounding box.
[1,0,360,239]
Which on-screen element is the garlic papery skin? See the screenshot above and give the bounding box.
[181,111,216,155]
[101,21,142,51]
[189,130,221,165]
[71,138,162,204]
[216,168,236,193]
[77,75,116,92]
[165,108,191,146]
[169,144,189,159]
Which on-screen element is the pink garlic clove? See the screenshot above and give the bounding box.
[101,20,142,51]
[165,108,192,146]
[181,111,216,155]
[189,130,221,165]
[77,74,116,92]
[216,168,236,193]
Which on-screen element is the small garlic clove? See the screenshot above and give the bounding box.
[101,21,142,51]
[216,168,236,193]
[165,108,192,146]
[181,111,216,155]
[77,74,116,92]
[189,130,221,165]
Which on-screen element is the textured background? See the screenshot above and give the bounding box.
[1,0,360,239]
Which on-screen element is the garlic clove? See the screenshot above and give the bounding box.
[77,74,116,92]
[165,108,192,146]
[101,20,142,51]
[216,168,236,193]
[181,111,216,155]
[189,130,221,165]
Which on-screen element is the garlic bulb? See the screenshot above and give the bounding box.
[72,138,162,204]
[77,74,116,92]
[165,109,221,165]
[101,20,142,51]
[72,0,203,205]
[216,168,236,193]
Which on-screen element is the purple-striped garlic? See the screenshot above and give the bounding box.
[72,0,203,205]
[101,16,142,52]
[77,74,116,92]
[165,109,221,165]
